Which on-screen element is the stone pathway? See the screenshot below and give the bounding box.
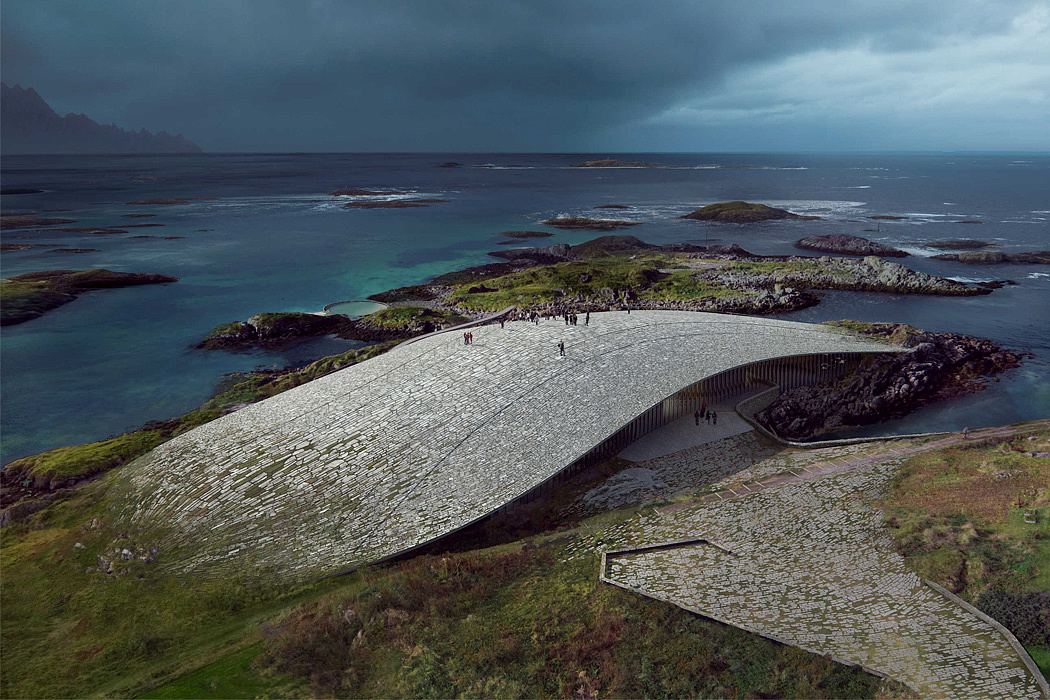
[108,311,893,580]
[617,393,755,461]
[564,425,1049,699]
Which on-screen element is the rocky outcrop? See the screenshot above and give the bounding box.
[1,216,76,230]
[690,255,989,297]
[756,323,1023,440]
[496,230,554,239]
[931,251,1050,264]
[330,188,400,196]
[343,201,430,209]
[1,269,179,326]
[682,201,821,223]
[126,198,218,206]
[926,239,995,250]
[570,159,663,167]
[541,217,642,230]
[198,312,353,350]
[795,234,908,257]
[1,82,201,154]
[489,243,572,261]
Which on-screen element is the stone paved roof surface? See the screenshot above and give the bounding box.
[111,311,895,580]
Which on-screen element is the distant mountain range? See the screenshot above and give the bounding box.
[1,82,202,154]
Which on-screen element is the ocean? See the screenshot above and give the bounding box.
[1,152,1048,462]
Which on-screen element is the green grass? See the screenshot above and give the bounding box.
[4,343,397,487]
[884,426,1050,648]
[255,544,905,699]
[138,644,301,699]
[1026,646,1050,681]
[0,483,343,699]
[641,269,747,301]
[447,254,737,311]
[361,306,468,329]
[4,431,168,485]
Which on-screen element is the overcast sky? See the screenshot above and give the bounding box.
[3,0,1048,152]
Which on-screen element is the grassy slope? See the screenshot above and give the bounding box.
[2,456,908,700]
[883,424,1050,677]
[446,252,751,311]
[3,343,397,486]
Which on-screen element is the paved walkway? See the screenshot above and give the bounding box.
[562,424,1049,699]
[109,311,893,580]
[617,392,755,461]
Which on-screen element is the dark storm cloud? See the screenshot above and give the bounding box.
[2,0,1047,151]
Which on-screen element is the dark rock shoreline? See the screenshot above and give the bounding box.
[1,269,179,326]
[757,322,1024,440]
[795,234,908,257]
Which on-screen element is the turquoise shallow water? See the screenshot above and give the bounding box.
[1,153,1048,462]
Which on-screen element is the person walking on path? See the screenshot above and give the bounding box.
[963,426,969,439]
[706,411,711,424]
[701,401,707,416]
[463,331,469,345]
[585,311,590,325]
[712,411,717,426]
[694,410,700,426]
[558,340,565,357]
[468,332,473,344]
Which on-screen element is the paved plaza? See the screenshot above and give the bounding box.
[564,434,1048,699]
[110,310,893,580]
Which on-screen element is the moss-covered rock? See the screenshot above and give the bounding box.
[198,312,351,350]
[681,201,820,223]
[1,269,179,326]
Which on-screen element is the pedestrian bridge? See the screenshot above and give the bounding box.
[110,311,900,581]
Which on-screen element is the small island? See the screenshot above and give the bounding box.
[1,269,179,326]
[926,239,995,250]
[540,216,642,230]
[330,188,400,196]
[795,234,908,257]
[681,201,821,223]
[570,159,663,167]
[931,251,1050,265]
[496,230,555,239]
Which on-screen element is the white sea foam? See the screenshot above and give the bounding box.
[943,202,956,206]
[1028,272,1050,279]
[763,199,865,216]
[947,276,998,283]
[1032,210,1050,214]
[894,246,939,258]
[846,185,871,189]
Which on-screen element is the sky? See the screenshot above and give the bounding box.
[2,0,1048,152]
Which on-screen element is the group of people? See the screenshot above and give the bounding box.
[462,331,474,344]
[694,404,717,426]
[563,312,588,326]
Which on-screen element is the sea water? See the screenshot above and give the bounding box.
[1,152,1047,461]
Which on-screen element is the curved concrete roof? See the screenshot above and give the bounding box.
[111,311,898,580]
